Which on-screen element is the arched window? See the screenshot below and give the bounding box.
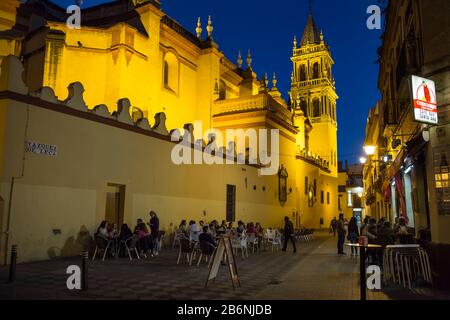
[163,51,179,93]
[163,61,169,87]
[312,98,320,117]
[299,99,307,115]
[219,80,226,100]
[299,65,307,81]
[312,62,319,79]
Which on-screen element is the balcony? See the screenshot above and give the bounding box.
[296,147,330,172]
[291,77,334,89]
[212,93,281,116]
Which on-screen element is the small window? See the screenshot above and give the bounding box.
[163,51,179,94]
[226,185,236,222]
[327,192,330,205]
[219,80,226,100]
[299,65,307,81]
[305,177,308,195]
[312,98,320,117]
[321,191,324,204]
[312,62,319,79]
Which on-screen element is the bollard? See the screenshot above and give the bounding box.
[8,245,17,283]
[81,250,88,291]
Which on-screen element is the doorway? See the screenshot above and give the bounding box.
[105,184,125,228]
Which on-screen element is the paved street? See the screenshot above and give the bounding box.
[0,232,448,300]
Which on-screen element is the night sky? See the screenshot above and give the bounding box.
[53,0,383,164]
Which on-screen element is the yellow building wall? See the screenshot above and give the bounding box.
[0,96,301,262]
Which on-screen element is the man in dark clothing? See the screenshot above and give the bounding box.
[199,226,216,255]
[337,214,346,255]
[282,216,296,253]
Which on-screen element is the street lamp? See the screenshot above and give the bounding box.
[363,145,377,156]
[359,157,367,164]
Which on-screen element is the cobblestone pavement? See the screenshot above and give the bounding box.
[0,232,448,300]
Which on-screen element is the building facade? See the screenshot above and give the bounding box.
[363,0,450,289]
[0,0,340,263]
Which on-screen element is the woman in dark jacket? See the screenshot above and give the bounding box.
[347,217,359,256]
[149,211,160,255]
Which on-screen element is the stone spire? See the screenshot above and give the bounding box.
[206,15,213,38]
[300,14,321,46]
[272,72,278,89]
[246,49,252,69]
[237,51,243,69]
[195,17,202,38]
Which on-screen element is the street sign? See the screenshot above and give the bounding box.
[411,75,438,124]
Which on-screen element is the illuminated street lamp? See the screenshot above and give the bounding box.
[359,157,367,164]
[363,145,377,156]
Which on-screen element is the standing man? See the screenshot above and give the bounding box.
[282,216,297,254]
[330,217,337,237]
[148,211,160,256]
[337,213,346,255]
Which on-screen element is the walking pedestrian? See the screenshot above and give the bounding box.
[347,217,359,256]
[282,216,297,253]
[337,214,346,255]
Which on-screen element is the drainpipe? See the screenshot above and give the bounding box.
[3,105,29,265]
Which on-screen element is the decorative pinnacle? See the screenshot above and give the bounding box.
[237,51,243,68]
[206,15,213,38]
[272,72,278,89]
[291,71,294,84]
[264,73,269,88]
[293,35,297,49]
[247,49,252,69]
[320,30,324,42]
[196,17,202,38]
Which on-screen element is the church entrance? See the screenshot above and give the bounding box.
[105,184,125,228]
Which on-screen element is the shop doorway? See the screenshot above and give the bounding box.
[105,184,125,228]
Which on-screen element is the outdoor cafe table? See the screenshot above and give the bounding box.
[345,243,382,300]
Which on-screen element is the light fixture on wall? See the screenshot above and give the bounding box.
[363,145,376,156]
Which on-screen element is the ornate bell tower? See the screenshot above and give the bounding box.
[290,13,339,177]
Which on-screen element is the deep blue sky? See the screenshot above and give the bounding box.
[54,0,383,164]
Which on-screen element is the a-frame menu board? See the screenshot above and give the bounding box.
[205,235,240,289]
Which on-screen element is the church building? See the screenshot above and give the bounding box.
[0,0,339,262]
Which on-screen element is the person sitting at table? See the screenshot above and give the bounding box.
[247,222,256,236]
[188,220,201,242]
[96,221,109,238]
[227,222,233,232]
[95,221,110,249]
[199,226,216,248]
[237,221,245,235]
[119,224,133,241]
[107,223,118,238]
[255,223,263,236]
[209,222,217,238]
[217,221,227,234]
[135,220,153,257]
[179,220,188,237]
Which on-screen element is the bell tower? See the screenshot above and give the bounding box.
[290,13,339,177]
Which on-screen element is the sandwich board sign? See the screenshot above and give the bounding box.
[205,235,240,289]
[411,75,438,124]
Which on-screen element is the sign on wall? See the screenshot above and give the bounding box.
[25,141,58,156]
[411,75,438,124]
